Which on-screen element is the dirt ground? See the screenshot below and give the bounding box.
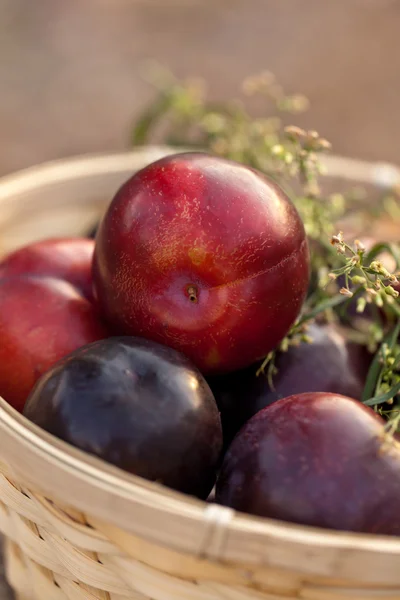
[0,0,400,597]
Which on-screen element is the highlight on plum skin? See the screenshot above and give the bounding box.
[92,152,310,375]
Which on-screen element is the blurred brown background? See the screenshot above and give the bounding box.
[0,0,399,596]
[0,0,400,178]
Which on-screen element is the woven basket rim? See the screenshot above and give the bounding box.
[0,147,400,566]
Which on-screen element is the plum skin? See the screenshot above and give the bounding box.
[0,276,108,412]
[24,337,223,499]
[92,152,310,375]
[0,237,95,300]
[208,322,372,448]
[216,392,400,535]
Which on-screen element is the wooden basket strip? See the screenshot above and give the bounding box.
[89,518,317,597]
[54,573,111,600]
[209,582,400,600]
[300,588,400,600]
[203,584,295,600]
[33,527,130,595]
[2,506,129,594]
[88,518,252,586]
[0,473,112,553]
[4,542,36,600]
[100,553,222,600]
[32,494,117,554]
[8,510,73,577]
[0,474,49,527]
[24,557,68,600]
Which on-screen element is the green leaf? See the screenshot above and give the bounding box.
[297,293,350,326]
[389,318,400,350]
[363,380,400,406]
[362,319,400,403]
[361,346,383,403]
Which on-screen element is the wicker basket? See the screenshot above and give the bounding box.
[0,147,400,600]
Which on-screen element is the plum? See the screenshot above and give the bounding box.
[93,152,310,375]
[0,237,95,300]
[24,337,223,499]
[0,276,108,412]
[216,392,400,535]
[208,322,372,447]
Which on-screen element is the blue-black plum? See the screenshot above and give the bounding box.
[24,337,222,499]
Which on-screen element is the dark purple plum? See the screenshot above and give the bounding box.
[24,337,222,499]
[216,392,400,535]
[208,322,372,448]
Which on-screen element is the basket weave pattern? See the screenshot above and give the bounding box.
[1,149,400,600]
[1,465,399,600]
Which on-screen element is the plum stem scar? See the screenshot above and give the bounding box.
[186,285,199,303]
